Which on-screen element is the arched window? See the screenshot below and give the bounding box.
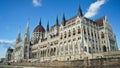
[73,28,75,35]
[84,26,86,34]
[101,32,104,38]
[103,46,107,52]
[87,28,90,35]
[41,51,43,57]
[78,26,81,34]
[93,47,95,53]
[64,31,66,38]
[95,32,96,38]
[50,48,54,56]
[91,31,93,37]
[54,48,56,52]
[65,45,68,54]
[68,30,71,37]
[60,33,62,39]
[89,47,91,53]
[48,49,50,56]
[84,46,87,52]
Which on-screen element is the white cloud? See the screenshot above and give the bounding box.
[84,0,107,18]
[0,39,15,48]
[32,0,42,7]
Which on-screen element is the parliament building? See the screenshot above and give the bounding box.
[6,6,118,62]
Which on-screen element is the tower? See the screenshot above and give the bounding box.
[16,30,21,44]
[78,5,83,17]
[46,21,49,32]
[23,20,30,59]
[62,14,66,26]
[55,16,59,35]
[56,16,59,26]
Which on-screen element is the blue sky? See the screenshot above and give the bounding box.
[0,0,120,58]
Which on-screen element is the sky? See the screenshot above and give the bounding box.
[0,0,120,58]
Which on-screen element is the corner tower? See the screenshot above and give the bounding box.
[78,5,83,17]
[23,20,30,59]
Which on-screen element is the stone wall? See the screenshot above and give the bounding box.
[2,57,120,68]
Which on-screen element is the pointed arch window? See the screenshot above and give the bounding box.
[64,31,67,38]
[78,26,81,34]
[73,28,76,35]
[84,46,87,52]
[87,28,90,35]
[60,33,63,39]
[89,47,91,53]
[84,26,86,34]
[103,46,107,52]
[91,31,93,37]
[101,32,104,38]
[68,30,71,37]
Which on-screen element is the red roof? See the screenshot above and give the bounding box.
[95,17,105,26]
[34,25,45,32]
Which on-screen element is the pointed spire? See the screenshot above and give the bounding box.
[18,29,21,38]
[62,14,66,26]
[39,18,42,25]
[16,29,21,44]
[78,5,83,17]
[56,16,59,26]
[25,19,30,34]
[47,21,49,31]
[24,19,30,43]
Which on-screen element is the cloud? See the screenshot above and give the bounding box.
[0,39,15,48]
[32,0,42,7]
[84,0,107,18]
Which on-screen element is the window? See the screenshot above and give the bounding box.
[78,26,81,34]
[84,26,86,34]
[73,28,75,35]
[60,33,62,39]
[95,32,96,38]
[64,31,66,38]
[101,32,104,38]
[78,37,81,40]
[93,47,95,53]
[89,47,91,53]
[84,46,87,52]
[68,30,71,37]
[87,28,90,35]
[91,31,93,37]
[103,46,107,52]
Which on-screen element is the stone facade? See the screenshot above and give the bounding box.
[12,21,30,62]
[8,6,118,62]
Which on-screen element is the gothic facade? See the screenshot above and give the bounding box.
[11,6,118,62]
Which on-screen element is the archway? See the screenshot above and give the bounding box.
[103,46,107,52]
[89,47,91,53]
[84,46,87,52]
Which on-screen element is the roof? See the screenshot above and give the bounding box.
[95,16,105,26]
[65,15,77,25]
[34,24,45,32]
[7,47,13,52]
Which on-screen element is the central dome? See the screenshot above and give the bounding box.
[34,20,45,32]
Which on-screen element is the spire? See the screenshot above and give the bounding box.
[25,19,29,34]
[104,16,108,22]
[47,21,49,31]
[39,18,42,25]
[78,5,83,17]
[62,14,66,26]
[56,16,59,26]
[16,29,21,44]
[24,19,30,43]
